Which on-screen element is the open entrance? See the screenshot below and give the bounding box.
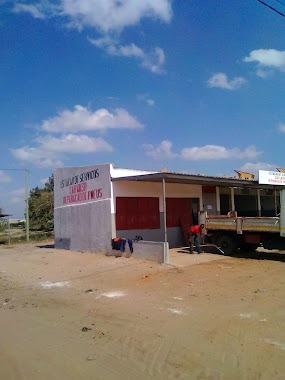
[166,198,200,248]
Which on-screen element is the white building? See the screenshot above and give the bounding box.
[54,163,281,262]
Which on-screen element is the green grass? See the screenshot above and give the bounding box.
[0,231,54,245]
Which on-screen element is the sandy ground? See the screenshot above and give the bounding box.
[0,242,285,380]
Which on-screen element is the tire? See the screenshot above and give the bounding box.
[216,234,237,256]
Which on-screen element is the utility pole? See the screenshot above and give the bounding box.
[0,168,30,242]
[25,169,30,241]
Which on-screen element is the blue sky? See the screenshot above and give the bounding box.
[1,0,285,217]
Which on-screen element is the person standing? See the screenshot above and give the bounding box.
[188,224,204,254]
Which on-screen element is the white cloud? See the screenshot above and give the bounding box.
[88,35,117,50]
[143,141,261,161]
[137,94,155,106]
[278,122,285,133]
[12,1,60,19]
[41,105,143,133]
[141,47,165,73]
[60,0,172,32]
[110,42,145,58]
[244,49,285,72]
[40,177,49,185]
[256,68,273,78]
[11,146,63,168]
[11,134,112,168]
[88,38,165,73]
[13,3,46,19]
[181,145,261,161]
[11,0,172,31]
[207,73,246,90]
[0,170,12,184]
[143,140,177,160]
[11,104,143,168]
[35,134,112,153]
[238,162,277,178]
[12,1,171,73]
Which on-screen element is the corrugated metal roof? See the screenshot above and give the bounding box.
[112,165,256,180]
[161,170,253,181]
[110,166,158,178]
[112,170,282,189]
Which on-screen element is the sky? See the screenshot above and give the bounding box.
[0,0,285,218]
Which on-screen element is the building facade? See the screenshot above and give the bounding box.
[54,163,281,254]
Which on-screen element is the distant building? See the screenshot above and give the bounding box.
[234,170,255,180]
[9,219,25,225]
[54,164,282,259]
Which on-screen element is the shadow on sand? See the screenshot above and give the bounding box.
[37,244,55,249]
[176,245,285,263]
[230,250,285,263]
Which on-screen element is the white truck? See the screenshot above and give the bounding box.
[200,190,285,255]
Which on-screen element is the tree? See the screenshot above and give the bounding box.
[29,175,54,231]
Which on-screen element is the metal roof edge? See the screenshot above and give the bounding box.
[112,172,283,189]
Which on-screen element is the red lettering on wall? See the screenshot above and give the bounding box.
[87,188,102,200]
[63,187,103,204]
[69,182,87,194]
[63,192,87,204]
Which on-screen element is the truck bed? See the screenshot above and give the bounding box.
[206,215,280,234]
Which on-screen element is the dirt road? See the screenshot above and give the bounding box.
[0,242,285,379]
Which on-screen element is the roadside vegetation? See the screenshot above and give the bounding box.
[29,175,54,232]
[0,175,54,245]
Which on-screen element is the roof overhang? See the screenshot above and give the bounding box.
[112,172,284,190]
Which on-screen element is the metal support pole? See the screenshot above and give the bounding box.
[25,169,30,241]
[8,217,11,246]
[280,189,285,237]
[162,177,168,264]
[230,187,235,212]
[274,188,278,216]
[257,189,261,216]
[216,186,220,215]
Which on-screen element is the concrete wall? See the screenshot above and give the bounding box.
[116,214,185,248]
[111,240,167,263]
[54,199,112,253]
[54,164,113,253]
[202,192,217,215]
[131,241,167,263]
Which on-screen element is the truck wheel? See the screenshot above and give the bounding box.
[216,235,236,256]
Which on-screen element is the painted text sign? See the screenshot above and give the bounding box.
[259,170,285,185]
[54,164,111,208]
[60,168,102,204]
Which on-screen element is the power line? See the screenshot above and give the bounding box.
[257,0,285,17]
[0,168,30,172]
